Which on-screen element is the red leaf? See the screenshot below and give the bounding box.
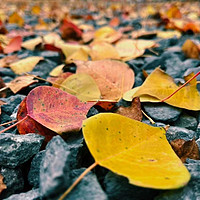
[25,86,94,134]
[3,36,22,54]
[44,44,62,52]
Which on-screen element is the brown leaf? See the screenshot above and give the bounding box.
[170,138,200,163]
[0,77,6,98]
[182,39,200,59]
[8,76,38,93]
[0,55,19,67]
[114,97,143,121]
[0,174,7,194]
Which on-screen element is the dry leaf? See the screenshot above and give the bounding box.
[115,97,143,121]
[66,48,88,62]
[0,55,19,67]
[10,56,44,74]
[21,37,42,51]
[3,36,22,54]
[76,59,134,101]
[171,138,200,163]
[8,12,24,27]
[123,68,200,110]
[7,76,38,93]
[49,64,65,77]
[90,41,120,61]
[83,113,190,189]
[0,76,6,98]
[182,39,200,59]
[0,174,6,194]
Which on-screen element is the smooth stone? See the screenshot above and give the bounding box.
[143,103,182,123]
[0,133,44,168]
[142,56,161,70]
[104,171,159,200]
[173,113,198,131]
[183,59,200,71]
[4,188,40,200]
[28,150,45,188]
[66,168,108,200]
[0,67,16,77]
[0,167,24,199]
[39,135,71,198]
[166,126,195,141]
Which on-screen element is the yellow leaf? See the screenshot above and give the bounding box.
[83,113,190,189]
[49,64,65,77]
[31,5,40,15]
[43,33,61,45]
[90,41,119,61]
[157,30,181,39]
[10,56,43,75]
[21,37,42,51]
[94,26,116,39]
[182,39,200,59]
[8,12,24,27]
[123,68,200,110]
[66,48,88,62]
[59,73,101,102]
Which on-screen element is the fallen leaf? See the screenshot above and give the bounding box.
[66,48,88,62]
[182,39,200,59]
[8,12,24,27]
[76,59,134,101]
[0,76,6,98]
[43,44,62,52]
[123,68,200,110]
[82,31,94,43]
[166,5,182,19]
[95,100,117,111]
[0,55,19,67]
[131,29,157,39]
[49,64,65,77]
[58,73,101,101]
[22,86,95,134]
[90,41,120,60]
[21,37,42,51]
[109,17,120,27]
[0,174,6,194]
[114,97,143,121]
[10,56,44,74]
[31,5,41,15]
[17,97,57,142]
[7,76,38,93]
[157,30,181,39]
[50,72,73,86]
[171,138,200,163]
[82,113,190,189]
[3,36,22,54]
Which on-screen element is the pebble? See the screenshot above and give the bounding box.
[166,126,195,141]
[66,168,108,200]
[0,167,24,199]
[143,103,182,123]
[39,135,71,198]
[0,133,44,168]
[184,66,200,81]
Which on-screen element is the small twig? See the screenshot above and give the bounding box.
[0,116,28,134]
[0,119,17,127]
[142,110,155,124]
[59,162,98,200]
[161,71,200,102]
[0,86,9,93]
[148,48,159,56]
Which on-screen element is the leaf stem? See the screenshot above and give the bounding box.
[161,71,200,102]
[141,110,155,124]
[59,162,98,200]
[0,86,9,93]
[0,119,17,127]
[0,116,28,134]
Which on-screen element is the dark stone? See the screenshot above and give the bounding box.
[127,59,144,68]
[4,188,40,200]
[155,160,200,200]
[173,113,198,131]
[0,167,24,199]
[2,76,13,83]
[183,59,200,71]
[143,103,182,123]
[87,107,99,118]
[134,75,144,87]
[184,66,200,81]
[65,168,107,200]
[0,67,16,77]
[1,94,26,115]
[142,56,161,70]
[104,171,159,200]
[39,135,71,198]
[166,126,195,141]
[39,51,62,63]
[0,133,44,168]
[28,150,45,188]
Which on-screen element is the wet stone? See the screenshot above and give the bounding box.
[0,167,24,199]
[166,126,195,141]
[0,133,44,168]
[39,135,71,198]
[28,150,45,188]
[4,188,40,200]
[143,103,182,123]
[104,171,159,200]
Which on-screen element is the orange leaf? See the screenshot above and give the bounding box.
[0,174,6,194]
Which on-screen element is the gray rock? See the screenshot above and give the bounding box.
[155,160,200,200]
[142,56,161,70]
[28,150,45,188]
[173,113,198,130]
[104,171,158,200]
[166,126,195,141]
[184,66,200,81]
[183,59,200,72]
[0,167,24,199]
[39,51,61,63]
[0,67,15,77]
[143,103,182,123]
[0,133,44,168]
[39,135,71,198]
[4,188,40,200]
[65,168,107,200]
